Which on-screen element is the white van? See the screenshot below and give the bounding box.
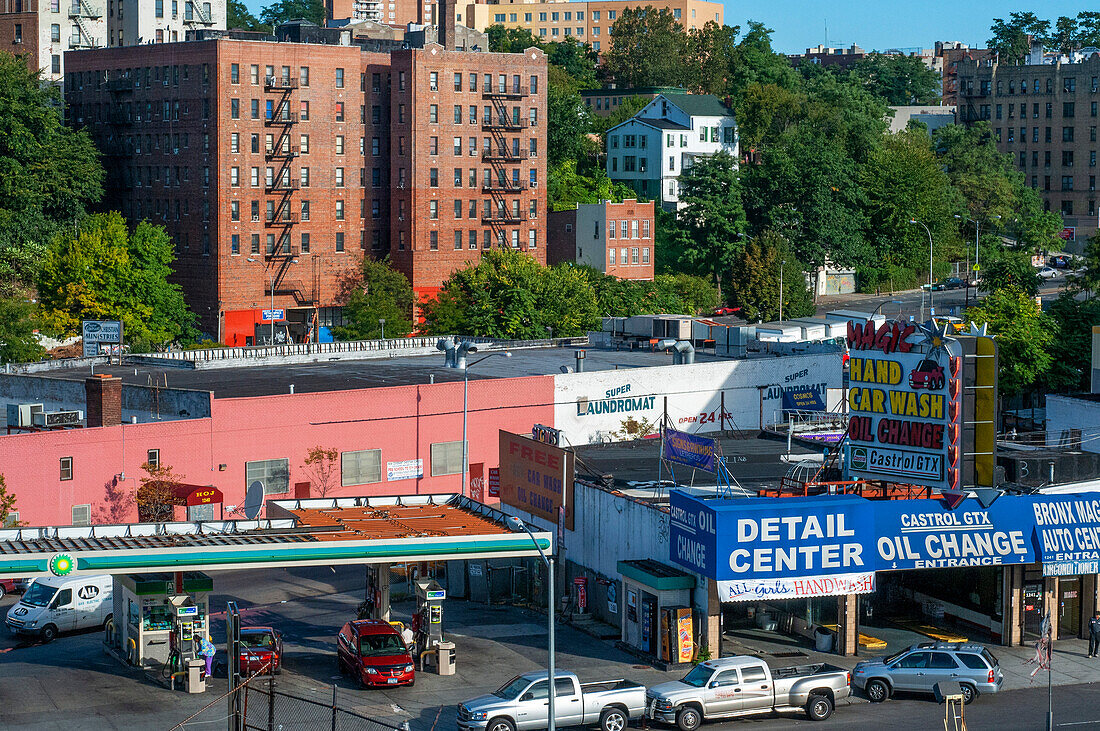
[5,575,113,642]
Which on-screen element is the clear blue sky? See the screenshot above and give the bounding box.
[741,2,1087,54]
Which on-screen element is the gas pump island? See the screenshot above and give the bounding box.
[414,579,455,675]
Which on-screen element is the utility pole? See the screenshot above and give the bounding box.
[779,260,785,322]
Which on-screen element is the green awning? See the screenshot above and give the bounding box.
[618,559,696,591]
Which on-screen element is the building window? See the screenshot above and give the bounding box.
[609,248,616,265]
[60,456,73,481]
[246,458,290,495]
[335,200,345,220]
[334,102,344,122]
[430,168,438,187]
[429,104,438,124]
[430,440,464,476]
[231,234,239,255]
[335,168,344,187]
[642,247,650,263]
[340,449,381,486]
[335,232,344,252]
[430,231,438,250]
[71,504,91,526]
[230,200,239,221]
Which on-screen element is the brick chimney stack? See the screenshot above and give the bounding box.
[439,0,455,51]
[86,375,122,427]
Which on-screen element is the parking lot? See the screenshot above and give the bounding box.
[2,565,1100,730]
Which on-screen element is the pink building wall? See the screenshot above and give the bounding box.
[0,375,556,526]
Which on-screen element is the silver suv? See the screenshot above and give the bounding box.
[852,643,1003,705]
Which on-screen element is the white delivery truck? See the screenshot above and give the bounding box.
[5,575,113,642]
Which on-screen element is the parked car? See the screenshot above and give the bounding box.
[645,656,851,727]
[458,670,646,731]
[5,575,113,642]
[0,578,29,601]
[1038,266,1060,279]
[712,306,742,317]
[336,619,415,688]
[932,277,966,291]
[852,642,1003,705]
[908,359,946,390]
[239,626,283,675]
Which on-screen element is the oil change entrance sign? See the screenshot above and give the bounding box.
[670,491,1100,585]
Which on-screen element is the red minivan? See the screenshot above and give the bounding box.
[336,619,415,688]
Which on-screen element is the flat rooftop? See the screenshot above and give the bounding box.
[43,345,732,399]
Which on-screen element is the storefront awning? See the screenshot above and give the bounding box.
[617,559,696,592]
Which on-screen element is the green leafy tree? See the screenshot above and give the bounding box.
[227,0,264,29]
[260,0,324,26]
[547,38,598,90]
[601,7,693,88]
[987,12,1050,64]
[849,53,941,105]
[422,250,599,338]
[1051,15,1080,54]
[486,24,543,53]
[978,252,1042,297]
[670,151,747,296]
[547,66,592,168]
[1077,12,1100,47]
[1046,294,1100,392]
[331,256,413,340]
[725,233,814,322]
[1068,232,1100,294]
[0,297,44,364]
[0,51,103,292]
[37,212,197,347]
[547,160,636,211]
[687,21,741,97]
[0,474,19,527]
[724,21,801,98]
[965,287,1053,396]
[589,95,650,136]
[582,268,718,316]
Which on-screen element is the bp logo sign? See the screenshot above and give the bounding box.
[49,553,75,577]
[850,447,869,471]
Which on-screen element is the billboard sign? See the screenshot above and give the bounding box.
[386,459,423,481]
[781,388,825,412]
[82,320,123,357]
[670,490,1100,583]
[844,320,962,490]
[718,572,875,603]
[262,309,286,322]
[662,428,717,472]
[499,430,575,530]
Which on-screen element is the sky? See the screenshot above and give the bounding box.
[743,2,1088,55]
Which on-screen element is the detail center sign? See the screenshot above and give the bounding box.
[844,321,962,490]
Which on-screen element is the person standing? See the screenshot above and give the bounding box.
[200,635,217,677]
[1088,611,1100,658]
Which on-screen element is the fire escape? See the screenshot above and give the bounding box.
[481,78,529,245]
[68,0,102,49]
[262,75,312,306]
[182,0,215,27]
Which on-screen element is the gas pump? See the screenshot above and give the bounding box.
[414,579,454,674]
[167,595,208,692]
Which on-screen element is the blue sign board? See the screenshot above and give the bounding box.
[669,490,1100,580]
[663,429,717,472]
[781,388,825,412]
[262,309,285,322]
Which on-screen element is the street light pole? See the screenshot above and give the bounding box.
[379,318,386,340]
[455,349,511,498]
[910,219,934,321]
[779,260,785,322]
[507,517,555,731]
[270,272,275,345]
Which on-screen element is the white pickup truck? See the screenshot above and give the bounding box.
[457,670,646,731]
[645,656,851,728]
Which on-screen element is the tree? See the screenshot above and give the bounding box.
[421,250,600,338]
[670,151,747,296]
[302,446,340,498]
[965,287,1053,397]
[227,0,264,30]
[725,233,815,322]
[330,256,413,340]
[547,160,637,212]
[37,212,197,347]
[547,66,592,168]
[259,0,324,27]
[0,51,104,292]
[601,7,693,88]
[849,53,941,105]
[136,463,184,522]
[589,95,650,136]
[546,38,598,90]
[933,123,1028,224]
[978,253,1042,297]
[0,474,19,527]
[0,296,44,364]
[1046,294,1100,392]
[988,12,1050,64]
[486,24,542,53]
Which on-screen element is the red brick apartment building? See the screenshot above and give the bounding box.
[547,198,654,280]
[64,32,546,344]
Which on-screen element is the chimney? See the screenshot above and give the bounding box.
[439,0,455,51]
[85,374,122,428]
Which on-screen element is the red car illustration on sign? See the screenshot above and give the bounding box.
[909,359,945,390]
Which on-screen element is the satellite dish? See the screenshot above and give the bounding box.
[242,481,264,519]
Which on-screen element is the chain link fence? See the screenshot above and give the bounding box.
[242,677,408,731]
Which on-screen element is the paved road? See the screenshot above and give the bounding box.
[2,566,1098,730]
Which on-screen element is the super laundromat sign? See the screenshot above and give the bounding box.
[844,320,962,490]
[669,491,1100,582]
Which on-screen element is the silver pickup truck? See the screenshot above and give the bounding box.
[457,670,646,731]
[646,656,851,728]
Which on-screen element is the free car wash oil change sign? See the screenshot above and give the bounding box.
[669,491,1100,601]
[844,320,963,490]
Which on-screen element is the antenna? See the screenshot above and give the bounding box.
[241,481,264,519]
[824,18,829,48]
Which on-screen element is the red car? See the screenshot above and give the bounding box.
[239,626,283,675]
[337,619,415,688]
[0,579,29,601]
[712,306,742,316]
[909,359,945,390]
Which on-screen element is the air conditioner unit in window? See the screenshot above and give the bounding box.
[530,181,538,188]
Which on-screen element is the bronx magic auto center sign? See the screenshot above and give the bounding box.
[669,491,1100,599]
[844,320,963,491]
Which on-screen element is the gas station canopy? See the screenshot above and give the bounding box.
[0,495,552,578]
